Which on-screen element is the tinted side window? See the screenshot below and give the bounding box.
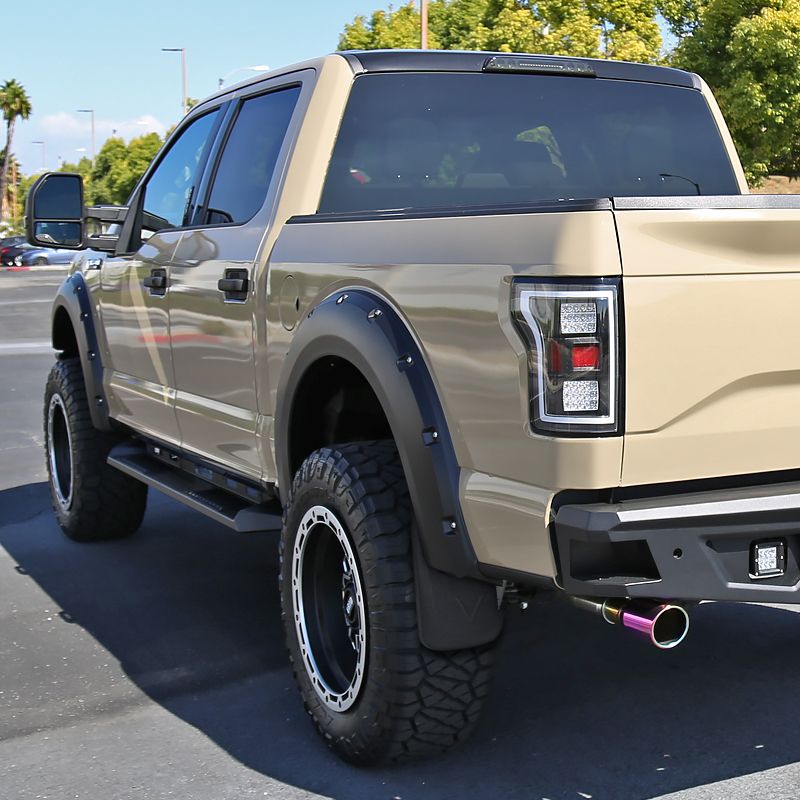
[204,86,300,225]
[142,110,219,233]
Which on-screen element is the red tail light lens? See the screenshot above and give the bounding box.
[571,344,600,369]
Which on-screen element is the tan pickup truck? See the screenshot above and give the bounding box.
[26,49,800,764]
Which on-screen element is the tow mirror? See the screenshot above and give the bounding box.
[26,172,85,249]
[25,172,130,254]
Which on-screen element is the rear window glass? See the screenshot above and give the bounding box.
[319,73,739,214]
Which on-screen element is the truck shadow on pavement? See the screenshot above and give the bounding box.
[3,481,800,800]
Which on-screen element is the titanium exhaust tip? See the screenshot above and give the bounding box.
[570,596,690,650]
[617,602,690,650]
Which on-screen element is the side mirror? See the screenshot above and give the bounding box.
[25,172,85,249]
[25,172,130,254]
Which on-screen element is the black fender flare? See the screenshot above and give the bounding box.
[275,288,503,650]
[51,272,110,431]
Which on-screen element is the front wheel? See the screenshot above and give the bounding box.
[280,441,495,764]
[44,358,147,541]
[34,256,48,266]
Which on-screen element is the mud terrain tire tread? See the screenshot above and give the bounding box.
[44,357,147,541]
[279,440,494,764]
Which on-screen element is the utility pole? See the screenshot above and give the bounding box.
[162,47,188,115]
[77,109,96,165]
[421,0,429,49]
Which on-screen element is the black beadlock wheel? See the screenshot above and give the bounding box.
[280,440,495,764]
[44,357,147,541]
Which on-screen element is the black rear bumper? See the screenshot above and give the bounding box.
[554,480,800,602]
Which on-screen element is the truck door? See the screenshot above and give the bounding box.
[168,83,301,480]
[100,109,223,445]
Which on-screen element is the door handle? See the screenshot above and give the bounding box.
[218,269,249,301]
[143,268,167,295]
[217,277,248,293]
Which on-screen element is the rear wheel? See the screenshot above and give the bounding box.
[280,441,495,764]
[34,256,48,266]
[44,357,147,541]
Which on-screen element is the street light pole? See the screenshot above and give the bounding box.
[76,109,96,166]
[420,0,429,49]
[218,64,270,89]
[162,47,188,115]
[31,140,46,171]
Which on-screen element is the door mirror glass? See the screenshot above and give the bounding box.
[32,173,82,219]
[26,172,85,250]
[33,221,83,247]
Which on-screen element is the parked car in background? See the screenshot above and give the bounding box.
[17,247,76,267]
[0,242,33,266]
[0,235,26,249]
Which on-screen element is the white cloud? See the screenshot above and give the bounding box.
[40,111,167,142]
[16,111,168,173]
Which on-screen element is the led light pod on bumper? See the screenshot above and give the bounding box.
[513,279,621,435]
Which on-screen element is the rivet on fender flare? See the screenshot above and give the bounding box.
[422,427,439,445]
[396,354,414,371]
[442,519,458,535]
[336,293,349,305]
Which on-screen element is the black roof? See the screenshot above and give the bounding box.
[338,50,700,90]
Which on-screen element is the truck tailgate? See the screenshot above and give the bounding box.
[616,202,800,486]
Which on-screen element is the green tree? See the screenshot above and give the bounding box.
[0,79,32,221]
[77,132,163,205]
[673,0,800,181]
[338,0,664,63]
[340,2,438,49]
[659,0,707,36]
[59,155,95,205]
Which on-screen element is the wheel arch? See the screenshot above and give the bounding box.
[275,288,503,650]
[51,273,110,431]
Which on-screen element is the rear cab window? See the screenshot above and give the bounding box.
[319,73,739,214]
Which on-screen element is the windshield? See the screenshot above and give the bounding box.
[319,72,739,214]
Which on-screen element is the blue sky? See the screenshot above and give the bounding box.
[4,0,380,174]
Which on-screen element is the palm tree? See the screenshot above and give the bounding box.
[0,80,32,220]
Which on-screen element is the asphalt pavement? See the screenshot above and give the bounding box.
[2,269,800,800]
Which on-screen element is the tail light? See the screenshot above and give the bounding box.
[512,279,620,435]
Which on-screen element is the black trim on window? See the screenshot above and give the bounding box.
[288,198,613,224]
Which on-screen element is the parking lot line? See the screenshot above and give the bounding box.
[0,341,52,355]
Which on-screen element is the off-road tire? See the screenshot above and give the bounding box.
[280,440,494,764]
[44,357,147,541]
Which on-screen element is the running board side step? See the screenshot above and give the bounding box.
[107,443,282,532]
